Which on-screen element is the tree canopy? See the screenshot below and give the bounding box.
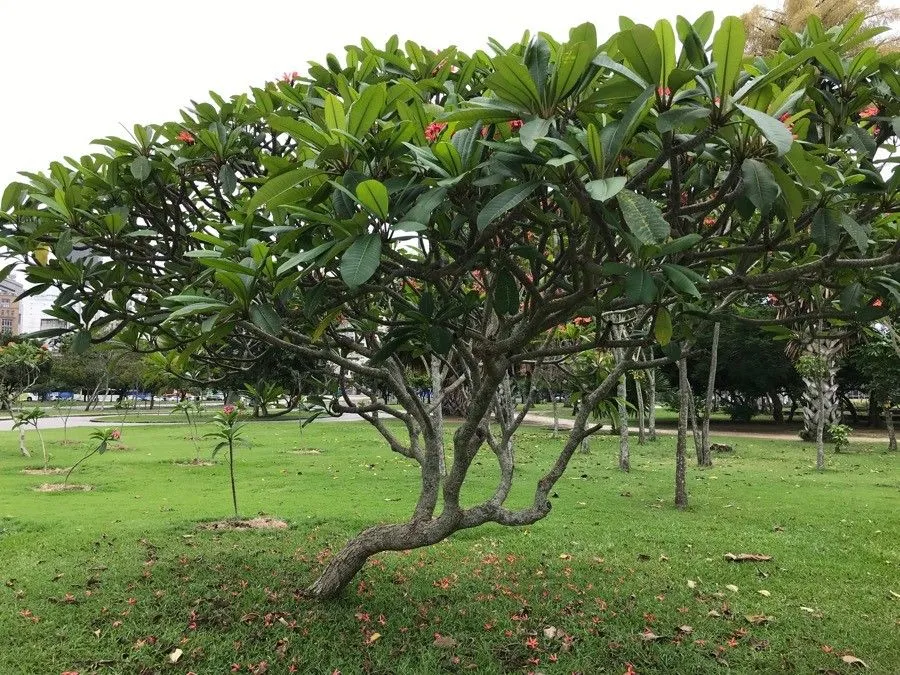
[1,12,899,597]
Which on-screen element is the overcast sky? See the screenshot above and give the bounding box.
[0,0,770,187]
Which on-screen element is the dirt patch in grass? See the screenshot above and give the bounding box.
[33,483,93,492]
[21,468,68,476]
[198,517,288,531]
[174,459,216,467]
[290,448,323,455]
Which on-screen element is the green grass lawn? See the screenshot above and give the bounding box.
[1,420,897,674]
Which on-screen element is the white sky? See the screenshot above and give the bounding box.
[0,0,768,187]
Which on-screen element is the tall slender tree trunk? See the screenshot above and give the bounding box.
[618,373,629,471]
[430,356,446,476]
[635,373,646,445]
[551,398,559,438]
[686,379,701,463]
[648,365,657,441]
[801,338,842,440]
[886,408,896,452]
[675,357,689,509]
[18,425,29,457]
[816,376,826,471]
[700,323,719,467]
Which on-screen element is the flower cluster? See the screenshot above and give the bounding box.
[177,130,195,145]
[509,119,524,131]
[859,104,878,119]
[778,113,799,140]
[424,122,446,142]
[281,71,300,83]
[223,404,236,415]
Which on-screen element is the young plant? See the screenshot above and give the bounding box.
[12,407,49,470]
[65,428,120,486]
[172,400,203,461]
[829,423,852,453]
[205,405,247,519]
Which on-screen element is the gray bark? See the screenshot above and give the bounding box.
[635,372,646,445]
[886,409,896,452]
[675,357,689,509]
[551,398,559,438]
[648,365,657,441]
[618,373,629,471]
[686,379,701,463]
[430,356,446,476]
[816,375,826,471]
[700,323,719,467]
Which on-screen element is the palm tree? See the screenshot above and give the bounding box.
[741,0,900,54]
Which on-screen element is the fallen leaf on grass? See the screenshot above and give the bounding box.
[637,553,651,561]
[707,610,722,618]
[639,630,665,642]
[724,553,772,563]
[543,626,561,640]
[559,553,571,560]
[687,580,697,590]
[841,655,868,668]
[367,632,381,644]
[168,648,183,664]
[800,606,817,613]
[433,634,458,649]
[757,590,771,597]
[725,584,739,593]
[677,625,693,634]
[889,591,900,600]
[745,614,774,625]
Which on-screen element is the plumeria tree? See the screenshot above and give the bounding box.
[2,14,899,598]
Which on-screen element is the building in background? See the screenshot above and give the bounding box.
[0,278,23,335]
[18,284,60,335]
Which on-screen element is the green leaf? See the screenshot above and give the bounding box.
[711,16,745,97]
[656,106,710,133]
[604,86,654,169]
[662,263,702,298]
[426,325,453,355]
[355,179,389,219]
[276,241,336,276]
[405,187,446,225]
[616,190,670,245]
[347,83,385,138]
[72,329,92,355]
[741,159,779,214]
[476,181,540,231]
[218,165,237,194]
[340,233,382,287]
[586,122,604,174]
[837,211,870,254]
[485,55,541,112]
[324,93,346,133]
[625,268,657,304]
[654,306,673,346]
[766,161,803,223]
[519,117,551,152]
[585,177,627,203]
[657,233,701,256]
[655,20,676,87]
[130,156,151,182]
[493,270,519,315]
[735,104,793,156]
[433,142,464,175]
[418,291,435,318]
[617,25,663,86]
[247,167,320,211]
[249,303,282,335]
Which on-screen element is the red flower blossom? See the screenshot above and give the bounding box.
[703,216,717,227]
[111,429,121,441]
[624,663,638,675]
[509,119,524,131]
[573,316,592,326]
[223,404,236,415]
[767,293,780,305]
[656,86,671,97]
[859,104,878,119]
[177,130,195,145]
[525,636,539,650]
[424,122,446,142]
[872,298,883,307]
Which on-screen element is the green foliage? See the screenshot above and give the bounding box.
[828,422,852,451]
[64,427,119,486]
[204,405,248,518]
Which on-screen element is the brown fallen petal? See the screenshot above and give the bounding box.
[744,614,774,625]
[677,625,693,634]
[433,634,458,649]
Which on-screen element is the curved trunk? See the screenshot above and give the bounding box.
[700,323,719,467]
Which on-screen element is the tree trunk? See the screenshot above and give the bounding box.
[868,391,880,427]
[801,338,842,441]
[675,358,689,509]
[686,380,701,464]
[635,373,646,445]
[648,366,657,441]
[617,373,629,472]
[887,409,897,452]
[551,399,559,438]
[816,376,826,471]
[769,391,784,423]
[700,323,719,467]
[430,356,446,476]
[18,425,30,457]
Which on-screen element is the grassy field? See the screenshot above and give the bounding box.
[1,420,897,674]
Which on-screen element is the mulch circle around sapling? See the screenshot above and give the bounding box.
[290,448,323,455]
[33,483,94,492]
[197,517,288,531]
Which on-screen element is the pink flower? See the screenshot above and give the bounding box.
[573,316,592,326]
[424,122,446,142]
[177,130,195,145]
[223,405,236,415]
[872,298,883,307]
[509,119,524,131]
[525,636,538,649]
[656,86,671,97]
[281,71,300,83]
[111,430,121,441]
[859,104,878,119]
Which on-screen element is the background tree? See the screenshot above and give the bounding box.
[742,0,900,54]
[852,334,900,449]
[2,14,898,599]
